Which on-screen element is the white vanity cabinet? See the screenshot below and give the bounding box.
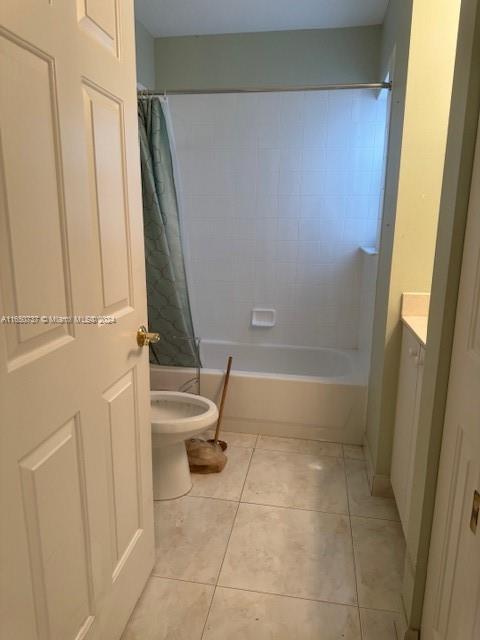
[391,324,425,534]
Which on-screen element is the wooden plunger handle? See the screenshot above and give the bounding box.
[213,356,233,442]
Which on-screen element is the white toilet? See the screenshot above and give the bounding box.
[151,391,219,500]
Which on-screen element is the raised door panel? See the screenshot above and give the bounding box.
[19,417,95,640]
[430,426,480,639]
[82,82,132,316]
[0,33,73,369]
[77,0,119,55]
[103,371,142,581]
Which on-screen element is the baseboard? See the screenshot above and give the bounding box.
[363,434,394,498]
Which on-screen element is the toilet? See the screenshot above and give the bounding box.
[151,391,219,500]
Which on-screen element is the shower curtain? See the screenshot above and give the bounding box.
[137,96,200,367]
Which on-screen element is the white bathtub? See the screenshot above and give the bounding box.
[150,341,369,445]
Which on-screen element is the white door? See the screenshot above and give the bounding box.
[422,115,480,638]
[0,3,154,640]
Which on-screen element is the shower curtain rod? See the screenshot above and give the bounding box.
[138,82,391,96]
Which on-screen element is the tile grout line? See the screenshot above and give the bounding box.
[358,605,406,616]
[148,574,405,617]
[198,503,239,640]
[149,573,215,588]
[254,448,346,460]
[240,499,349,516]
[257,433,347,447]
[215,583,360,610]
[186,494,400,523]
[345,459,363,640]
[221,432,365,459]
[200,439,257,640]
[199,584,217,640]
[257,448,345,459]
[215,441,257,579]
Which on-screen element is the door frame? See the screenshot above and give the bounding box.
[402,0,480,635]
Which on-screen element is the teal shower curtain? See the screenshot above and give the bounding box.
[138,97,200,367]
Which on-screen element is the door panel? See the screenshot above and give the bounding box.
[82,83,131,314]
[19,417,95,640]
[103,370,142,577]
[0,2,153,640]
[77,0,119,55]
[0,33,73,367]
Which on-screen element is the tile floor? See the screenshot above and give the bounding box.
[122,434,407,640]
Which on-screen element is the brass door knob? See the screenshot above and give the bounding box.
[137,325,160,347]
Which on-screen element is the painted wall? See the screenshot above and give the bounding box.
[169,90,387,349]
[135,20,155,89]
[366,0,462,488]
[358,251,380,357]
[154,26,382,90]
[366,0,413,480]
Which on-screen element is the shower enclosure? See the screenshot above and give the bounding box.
[150,87,390,443]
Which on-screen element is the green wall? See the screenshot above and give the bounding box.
[135,20,156,89]
[153,26,382,90]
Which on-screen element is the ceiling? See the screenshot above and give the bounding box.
[134,0,389,38]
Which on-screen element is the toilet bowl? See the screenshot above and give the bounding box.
[151,391,219,500]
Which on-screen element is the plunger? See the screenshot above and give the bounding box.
[185,356,232,473]
[207,355,232,452]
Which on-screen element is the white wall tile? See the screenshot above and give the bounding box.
[255,194,278,218]
[302,148,327,171]
[170,90,387,349]
[278,170,301,196]
[301,171,325,196]
[278,195,301,218]
[279,148,303,172]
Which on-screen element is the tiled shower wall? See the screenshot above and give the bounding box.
[169,90,388,349]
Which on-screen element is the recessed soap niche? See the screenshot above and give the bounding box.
[251,308,276,328]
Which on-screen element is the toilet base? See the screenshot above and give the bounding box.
[152,440,192,500]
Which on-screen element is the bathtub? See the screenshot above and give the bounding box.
[150,341,369,445]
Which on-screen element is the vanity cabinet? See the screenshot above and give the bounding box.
[391,325,425,534]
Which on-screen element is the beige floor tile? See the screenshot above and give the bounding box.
[219,503,357,605]
[121,577,213,640]
[346,459,399,521]
[190,446,253,501]
[257,435,342,458]
[206,429,258,448]
[153,496,237,584]
[360,608,407,640]
[242,449,348,514]
[203,587,361,640]
[351,516,405,612]
[343,445,365,460]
